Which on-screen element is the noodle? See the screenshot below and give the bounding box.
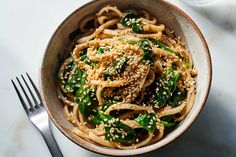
[57,6,197,149]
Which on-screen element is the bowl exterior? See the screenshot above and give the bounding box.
[40,0,212,156]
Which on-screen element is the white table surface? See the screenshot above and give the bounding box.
[1,0,236,156]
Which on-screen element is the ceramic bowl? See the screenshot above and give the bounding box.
[40,0,212,156]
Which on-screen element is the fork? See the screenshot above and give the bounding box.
[11,73,63,157]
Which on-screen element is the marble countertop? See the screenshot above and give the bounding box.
[1,0,236,156]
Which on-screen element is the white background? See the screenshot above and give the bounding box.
[1,0,236,156]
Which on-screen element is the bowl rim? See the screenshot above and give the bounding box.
[39,0,212,156]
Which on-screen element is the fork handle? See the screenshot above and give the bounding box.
[41,126,63,157]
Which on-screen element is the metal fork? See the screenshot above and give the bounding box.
[11,73,63,157]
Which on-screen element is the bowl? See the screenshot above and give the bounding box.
[40,0,212,156]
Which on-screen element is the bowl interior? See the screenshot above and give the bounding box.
[40,0,212,156]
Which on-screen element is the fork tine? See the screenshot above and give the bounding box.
[11,79,29,114]
[21,75,38,107]
[16,77,34,109]
[26,73,42,105]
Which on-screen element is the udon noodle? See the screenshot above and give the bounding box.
[58,6,197,149]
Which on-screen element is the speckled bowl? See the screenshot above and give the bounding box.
[40,0,212,156]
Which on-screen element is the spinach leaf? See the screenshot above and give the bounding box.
[103,71,110,79]
[168,73,180,93]
[76,88,94,118]
[96,47,104,54]
[101,101,113,112]
[160,115,176,127]
[161,115,174,122]
[154,88,169,108]
[80,48,97,67]
[64,68,82,93]
[120,11,140,25]
[151,38,175,53]
[60,56,77,91]
[168,88,187,107]
[154,68,180,107]
[120,11,143,33]
[89,111,137,142]
[160,120,176,127]
[104,56,129,77]
[80,48,87,56]
[131,22,143,33]
[139,39,154,65]
[135,113,157,133]
[127,41,138,45]
[140,39,151,50]
[89,111,112,126]
[96,47,111,55]
[105,119,137,142]
[183,61,190,68]
[75,69,86,97]
[75,69,96,119]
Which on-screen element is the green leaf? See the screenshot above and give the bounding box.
[172,64,178,70]
[75,69,86,96]
[183,61,190,68]
[131,22,143,33]
[151,38,175,53]
[169,88,187,107]
[127,41,138,45]
[77,88,93,118]
[80,48,87,56]
[103,71,110,80]
[120,11,140,26]
[89,111,137,142]
[135,113,157,133]
[101,101,113,112]
[140,39,151,50]
[64,68,82,93]
[80,48,97,67]
[96,47,104,54]
[160,120,176,127]
[139,39,154,65]
[60,56,76,90]
[154,88,169,107]
[154,68,181,107]
[79,54,87,61]
[142,50,153,63]
[105,119,137,142]
[160,115,176,127]
[89,111,113,126]
[168,73,180,92]
[160,115,174,122]
[74,69,96,119]
[120,11,143,33]
[104,56,129,77]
